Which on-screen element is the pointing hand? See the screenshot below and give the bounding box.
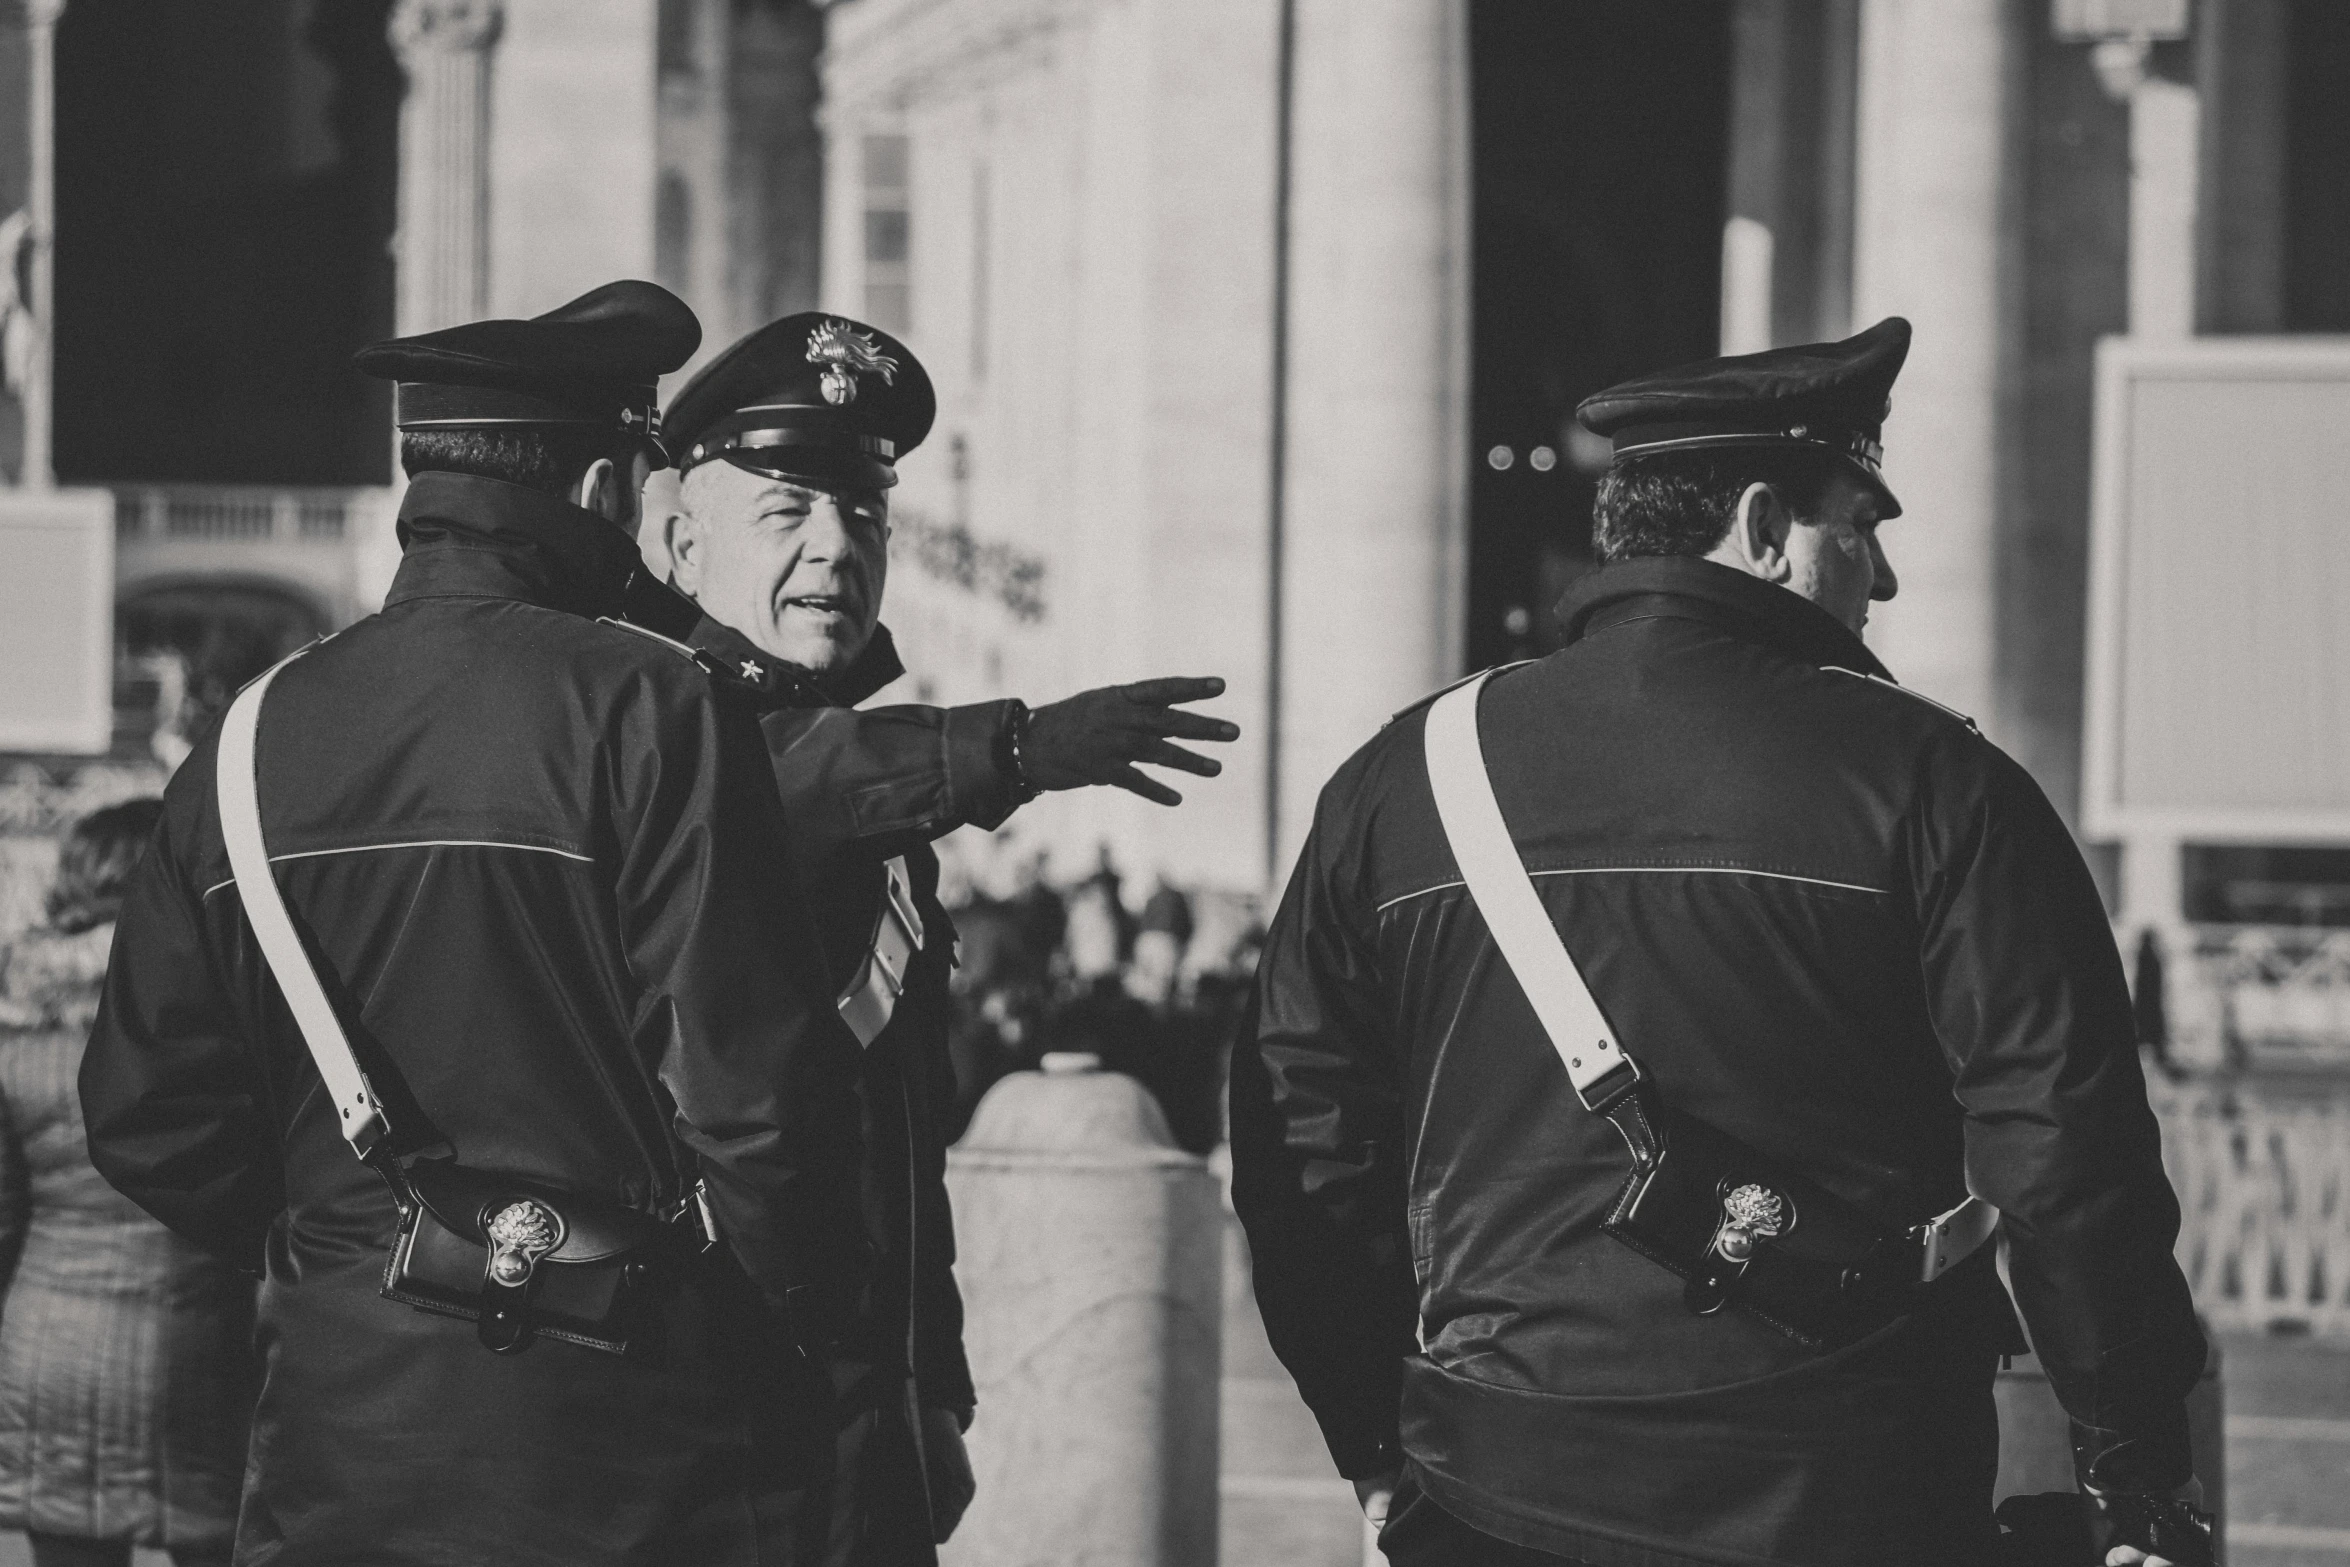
[1021,677,1240,806]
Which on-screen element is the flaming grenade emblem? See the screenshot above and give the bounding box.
[486,1199,562,1287]
[1713,1183,1787,1263]
[806,319,900,407]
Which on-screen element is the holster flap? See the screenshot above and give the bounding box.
[402,1159,669,1265]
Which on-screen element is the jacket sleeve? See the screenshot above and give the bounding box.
[621,679,874,1345]
[0,1078,28,1295]
[759,700,1022,871]
[82,769,284,1270]
[1228,769,1420,1480]
[1914,736,2206,1490]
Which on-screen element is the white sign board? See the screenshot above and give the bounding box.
[0,488,115,754]
[2083,336,2350,841]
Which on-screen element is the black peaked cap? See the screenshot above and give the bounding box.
[355,280,702,466]
[1576,317,1911,518]
[664,312,935,491]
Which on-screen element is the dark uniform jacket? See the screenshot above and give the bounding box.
[685,612,1015,1564]
[81,473,872,1567]
[1231,556,2204,1567]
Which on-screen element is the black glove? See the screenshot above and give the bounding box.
[2094,1490,2214,1567]
[1016,677,1240,806]
[2081,1431,2212,1567]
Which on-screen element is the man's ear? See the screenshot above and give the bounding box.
[665,509,705,597]
[1730,481,1793,581]
[575,458,619,523]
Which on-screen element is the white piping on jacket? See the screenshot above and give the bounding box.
[201,837,593,898]
[1374,862,1890,915]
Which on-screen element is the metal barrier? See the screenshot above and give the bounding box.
[2154,1075,2350,1335]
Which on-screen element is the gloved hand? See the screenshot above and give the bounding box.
[1020,677,1240,806]
[2094,1478,2212,1567]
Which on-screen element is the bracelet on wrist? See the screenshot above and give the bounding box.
[1000,702,1040,804]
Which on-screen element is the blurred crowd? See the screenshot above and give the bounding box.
[938,841,1262,1155]
[0,802,255,1567]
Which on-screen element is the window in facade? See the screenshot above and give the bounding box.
[656,171,693,299]
[657,0,700,79]
[863,134,911,334]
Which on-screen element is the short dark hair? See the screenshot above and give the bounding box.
[47,798,165,934]
[399,427,628,497]
[1591,446,1844,563]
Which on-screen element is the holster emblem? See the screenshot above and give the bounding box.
[486,1199,563,1287]
[1713,1183,1787,1263]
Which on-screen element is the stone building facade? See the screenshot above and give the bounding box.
[2,0,2347,932]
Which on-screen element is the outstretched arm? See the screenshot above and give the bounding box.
[758,676,1240,867]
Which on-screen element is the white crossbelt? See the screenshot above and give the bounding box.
[838,855,924,1049]
[218,649,392,1160]
[1421,669,1997,1284]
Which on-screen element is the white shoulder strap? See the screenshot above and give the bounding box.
[217,651,392,1159]
[1422,671,1638,1111]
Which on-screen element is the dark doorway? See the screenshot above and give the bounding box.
[53,0,400,486]
[1468,1,1731,669]
[115,580,324,763]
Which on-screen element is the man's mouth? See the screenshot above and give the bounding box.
[778,592,861,624]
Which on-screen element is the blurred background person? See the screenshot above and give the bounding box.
[0,800,255,1567]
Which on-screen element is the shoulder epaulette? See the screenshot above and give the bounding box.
[1386,660,1535,726]
[596,616,722,674]
[1821,665,1980,736]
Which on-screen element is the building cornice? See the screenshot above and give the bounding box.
[822,0,1092,118]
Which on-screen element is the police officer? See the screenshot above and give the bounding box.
[81,282,872,1565]
[1230,319,2208,1567]
[643,312,1239,1564]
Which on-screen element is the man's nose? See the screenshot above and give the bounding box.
[1869,534,1898,602]
[799,497,856,562]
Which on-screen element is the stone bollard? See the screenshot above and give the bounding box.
[943,1052,1224,1567]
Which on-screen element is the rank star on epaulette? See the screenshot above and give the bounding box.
[739,659,765,683]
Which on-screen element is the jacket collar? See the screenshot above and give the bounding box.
[1556,555,1895,682]
[685,612,908,708]
[384,472,649,621]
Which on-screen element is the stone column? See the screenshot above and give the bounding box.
[390,0,503,335]
[1851,0,2016,727]
[2129,75,2200,343]
[18,0,63,489]
[1275,0,1470,869]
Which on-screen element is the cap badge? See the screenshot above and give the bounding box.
[806,319,900,407]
